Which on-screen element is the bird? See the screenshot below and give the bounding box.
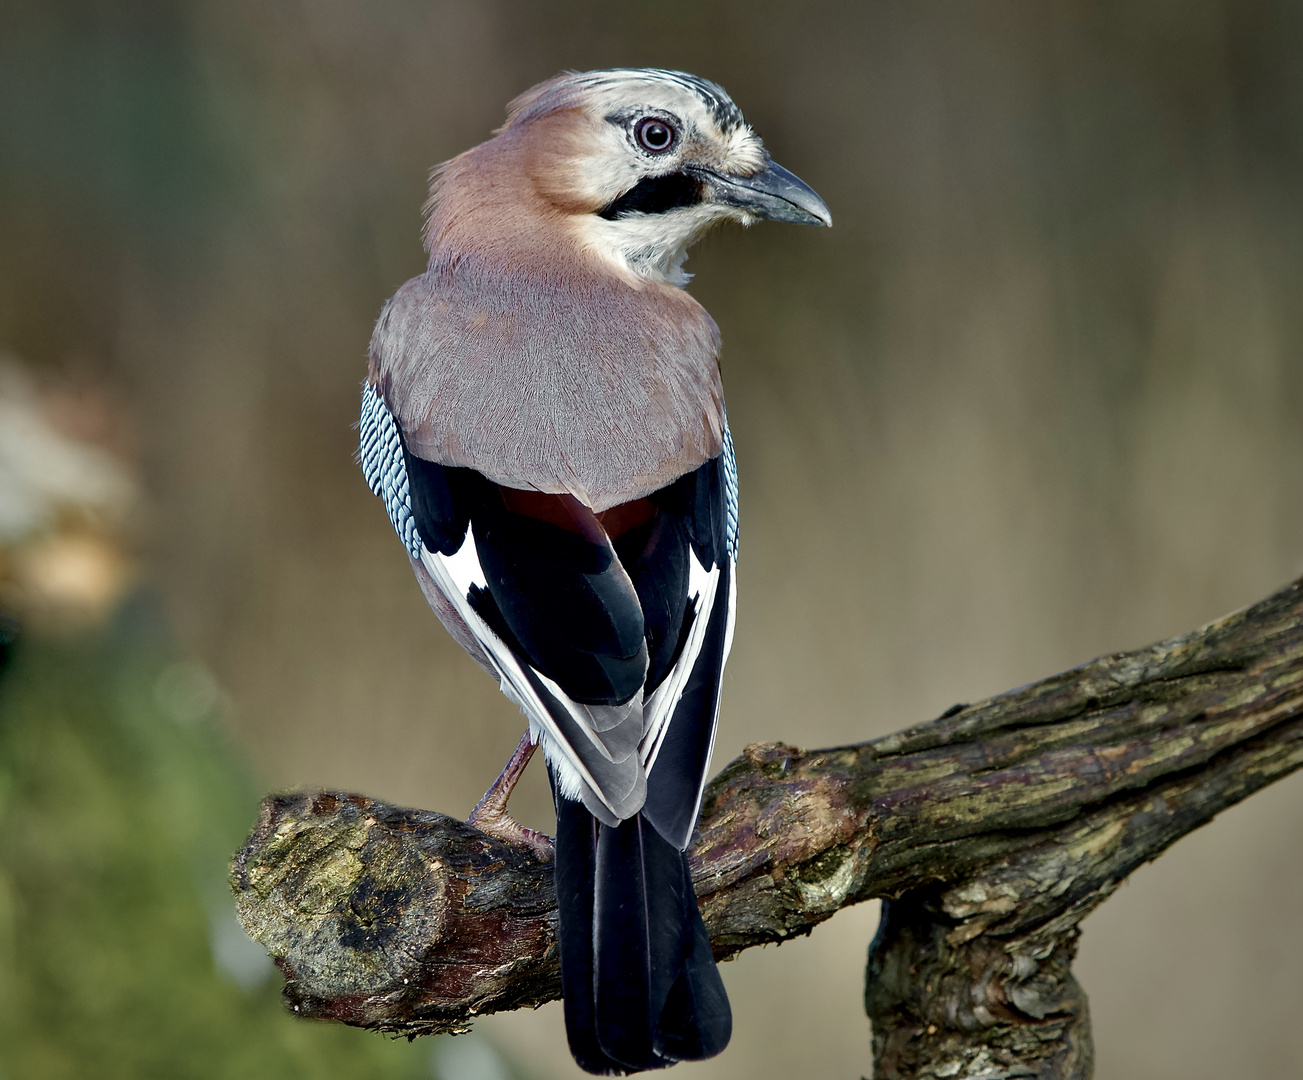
[358,68,829,1074]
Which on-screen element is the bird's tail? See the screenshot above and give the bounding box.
[552,782,732,1075]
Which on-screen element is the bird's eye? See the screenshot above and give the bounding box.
[635,117,676,154]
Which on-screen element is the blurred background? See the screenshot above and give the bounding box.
[2,1,1303,1077]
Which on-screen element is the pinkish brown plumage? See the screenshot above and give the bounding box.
[369,263,724,511]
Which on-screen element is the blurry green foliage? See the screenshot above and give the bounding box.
[0,599,440,1080]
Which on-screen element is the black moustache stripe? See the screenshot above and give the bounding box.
[598,172,704,220]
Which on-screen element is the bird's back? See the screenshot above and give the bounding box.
[370,233,726,515]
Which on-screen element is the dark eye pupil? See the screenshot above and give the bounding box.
[637,119,673,152]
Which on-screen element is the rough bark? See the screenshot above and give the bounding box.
[232,577,1303,1077]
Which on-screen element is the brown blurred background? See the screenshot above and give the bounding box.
[3,1,1303,1077]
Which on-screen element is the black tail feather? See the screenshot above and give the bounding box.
[652,873,731,1062]
[553,786,622,1074]
[593,814,692,1068]
[551,771,732,1075]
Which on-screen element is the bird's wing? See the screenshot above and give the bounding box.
[360,382,647,824]
[360,382,738,840]
[629,426,738,849]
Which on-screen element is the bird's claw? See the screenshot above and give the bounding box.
[467,731,553,860]
[466,803,555,861]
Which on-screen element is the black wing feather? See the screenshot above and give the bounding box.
[647,461,723,569]
[614,513,693,695]
[472,505,648,705]
[399,431,470,556]
[401,451,650,706]
[639,558,732,848]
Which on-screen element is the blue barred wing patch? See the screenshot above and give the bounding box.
[722,420,739,558]
[358,383,422,558]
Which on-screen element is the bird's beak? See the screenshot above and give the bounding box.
[694,159,832,227]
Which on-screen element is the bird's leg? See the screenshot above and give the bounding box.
[467,731,554,861]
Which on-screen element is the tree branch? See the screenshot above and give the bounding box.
[232,577,1303,1077]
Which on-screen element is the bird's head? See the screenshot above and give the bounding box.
[425,69,831,288]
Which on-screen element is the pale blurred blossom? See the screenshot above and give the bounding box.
[0,356,138,624]
[0,356,135,542]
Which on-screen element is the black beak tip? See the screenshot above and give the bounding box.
[752,160,832,228]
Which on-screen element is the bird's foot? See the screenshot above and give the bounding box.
[466,731,554,861]
[467,800,555,861]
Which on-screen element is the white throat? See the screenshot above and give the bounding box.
[575,203,749,288]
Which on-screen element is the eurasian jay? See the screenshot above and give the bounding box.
[359,68,829,1074]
